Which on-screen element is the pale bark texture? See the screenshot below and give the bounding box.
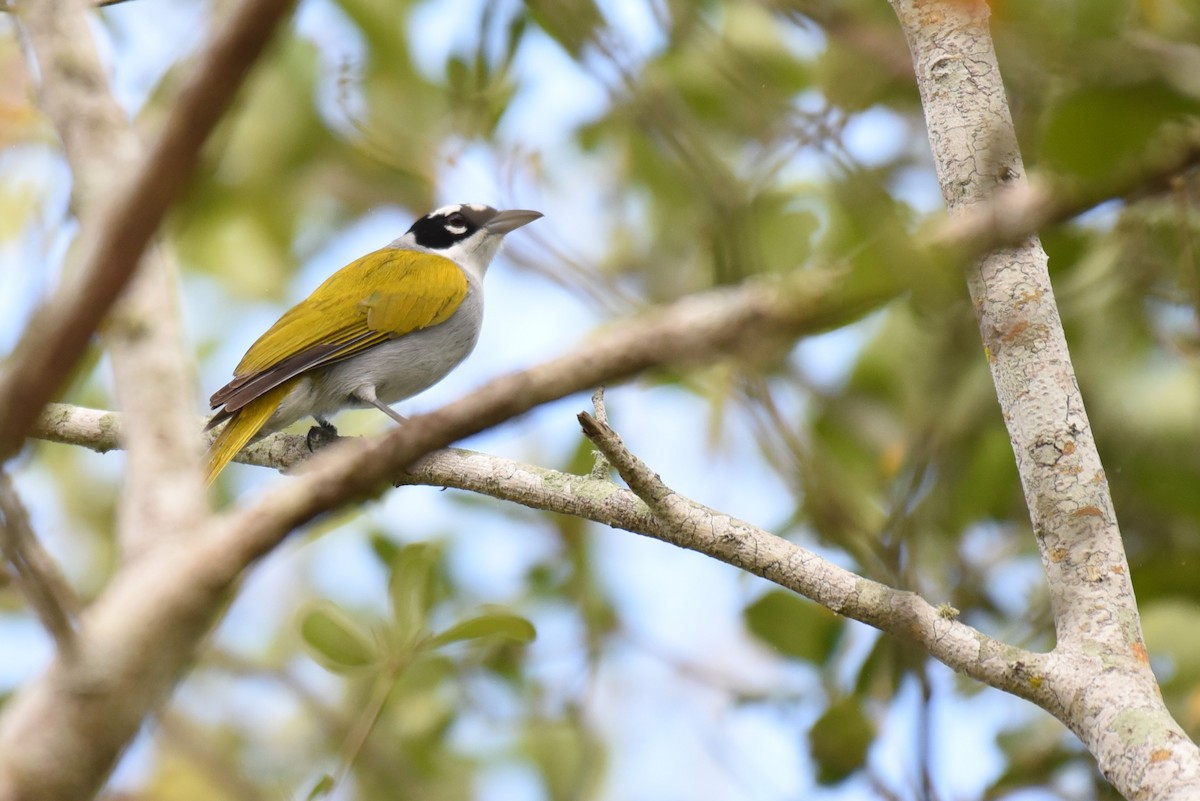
[0,0,295,798]
[2,0,1199,799]
[889,0,1200,797]
[21,0,205,561]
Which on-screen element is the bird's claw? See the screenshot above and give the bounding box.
[306,420,340,452]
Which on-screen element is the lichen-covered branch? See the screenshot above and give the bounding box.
[576,410,1055,696]
[32,400,1055,704]
[888,0,1200,797]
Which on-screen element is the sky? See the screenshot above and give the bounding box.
[0,1,1074,799]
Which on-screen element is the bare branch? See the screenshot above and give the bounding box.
[0,472,79,659]
[31,401,660,535]
[574,411,1053,700]
[30,404,123,454]
[29,400,1051,705]
[587,387,612,479]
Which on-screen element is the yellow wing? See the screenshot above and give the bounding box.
[210,247,468,415]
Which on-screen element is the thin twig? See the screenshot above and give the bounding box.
[0,472,79,659]
[578,412,673,510]
[588,387,612,480]
[331,664,402,796]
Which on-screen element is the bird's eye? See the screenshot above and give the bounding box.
[446,212,467,228]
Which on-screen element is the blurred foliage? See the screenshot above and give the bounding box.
[810,695,874,784]
[5,0,1200,798]
[294,543,537,799]
[745,589,843,663]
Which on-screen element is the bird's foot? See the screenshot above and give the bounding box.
[306,419,341,452]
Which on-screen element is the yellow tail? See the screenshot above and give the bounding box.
[206,382,293,485]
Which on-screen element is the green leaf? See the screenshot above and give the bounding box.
[744,590,842,663]
[388,543,437,643]
[524,0,601,57]
[1041,83,1200,180]
[303,773,335,800]
[809,696,874,784]
[1142,599,1200,688]
[299,604,379,672]
[523,718,596,801]
[430,610,537,648]
[368,532,400,568]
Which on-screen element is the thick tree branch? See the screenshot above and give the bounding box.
[889,0,1200,797]
[893,0,1134,649]
[0,0,296,466]
[19,0,196,556]
[0,0,297,796]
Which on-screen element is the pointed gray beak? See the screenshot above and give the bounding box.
[484,208,543,235]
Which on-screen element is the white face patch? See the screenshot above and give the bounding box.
[430,202,490,218]
[445,222,467,235]
[429,203,464,218]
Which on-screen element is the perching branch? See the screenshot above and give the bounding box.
[29,399,1053,703]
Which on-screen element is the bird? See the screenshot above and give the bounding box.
[204,203,542,484]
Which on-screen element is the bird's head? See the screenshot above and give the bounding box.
[398,203,542,280]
